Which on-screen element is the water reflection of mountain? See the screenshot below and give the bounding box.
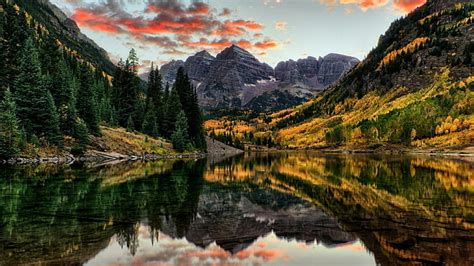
[0,153,472,265]
[0,158,353,265]
[158,188,355,254]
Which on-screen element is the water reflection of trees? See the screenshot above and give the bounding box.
[204,153,474,265]
[1,154,473,265]
[0,159,206,265]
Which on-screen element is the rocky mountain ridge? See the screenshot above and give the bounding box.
[161,45,359,112]
[275,54,360,89]
[13,0,116,74]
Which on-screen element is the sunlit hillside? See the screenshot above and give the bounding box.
[205,1,474,152]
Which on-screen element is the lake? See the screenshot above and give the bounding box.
[0,152,473,265]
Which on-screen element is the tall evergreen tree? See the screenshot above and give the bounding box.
[126,114,135,132]
[0,88,20,159]
[171,111,190,152]
[142,107,158,137]
[174,67,206,150]
[163,86,182,138]
[113,50,141,128]
[160,83,170,136]
[0,7,6,100]
[14,38,45,137]
[77,63,100,135]
[43,90,62,146]
[1,7,31,93]
[147,63,163,122]
[71,118,90,156]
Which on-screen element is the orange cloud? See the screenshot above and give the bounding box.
[71,1,279,57]
[320,0,388,11]
[184,247,230,259]
[235,250,252,259]
[255,40,278,49]
[72,9,122,33]
[320,0,425,12]
[393,0,426,13]
[253,249,283,261]
[225,20,264,30]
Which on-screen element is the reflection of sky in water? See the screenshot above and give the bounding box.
[86,224,375,266]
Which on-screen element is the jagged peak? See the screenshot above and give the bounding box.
[194,50,214,58]
[323,53,359,62]
[217,44,255,60]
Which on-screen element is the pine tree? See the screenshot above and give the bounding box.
[71,118,89,156]
[0,8,6,100]
[142,107,158,137]
[1,7,31,93]
[147,63,163,126]
[126,114,134,132]
[63,95,78,136]
[77,63,100,135]
[0,88,20,159]
[164,86,182,138]
[14,38,46,137]
[174,67,206,150]
[160,83,170,136]
[43,90,62,146]
[112,50,141,128]
[171,111,190,152]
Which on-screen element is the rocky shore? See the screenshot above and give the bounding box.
[0,137,242,165]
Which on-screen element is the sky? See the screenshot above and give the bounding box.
[50,0,427,70]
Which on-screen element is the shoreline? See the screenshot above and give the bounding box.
[0,152,207,165]
[2,145,472,165]
[247,149,474,156]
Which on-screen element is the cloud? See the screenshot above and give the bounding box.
[219,8,232,16]
[72,9,123,33]
[255,40,278,49]
[70,0,277,55]
[146,1,210,16]
[320,0,389,10]
[319,0,425,12]
[392,0,426,13]
[275,21,287,30]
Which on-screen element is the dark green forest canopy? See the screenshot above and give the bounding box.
[0,0,206,158]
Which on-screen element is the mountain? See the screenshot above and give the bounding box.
[12,0,116,74]
[275,54,359,90]
[185,50,215,82]
[160,59,185,85]
[204,0,474,151]
[198,45,275,109]
[160,189,354,254]
[161,46,359,112]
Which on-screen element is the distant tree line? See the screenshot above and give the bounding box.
[0,1,205,158]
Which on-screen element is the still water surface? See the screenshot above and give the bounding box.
[0,152,473,265]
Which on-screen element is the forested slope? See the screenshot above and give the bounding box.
[0,0,207,159]
[205,0,473,151]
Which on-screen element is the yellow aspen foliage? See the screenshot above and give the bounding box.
[410,129,417,141]
[436,116,469,136]
[352,127,363,142]
[378,37,430,70]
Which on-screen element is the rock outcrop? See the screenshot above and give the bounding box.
[160,60,184,85]
[275,54,359,90]
[160,189,355,254]
[198,45,274,109]
[184,50,215,82]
